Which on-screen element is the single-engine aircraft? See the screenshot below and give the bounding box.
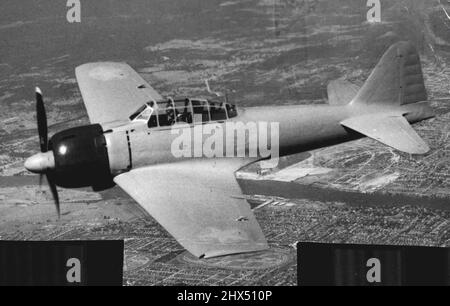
[24,42,435,258]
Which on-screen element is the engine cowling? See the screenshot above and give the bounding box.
[48,124,113,190]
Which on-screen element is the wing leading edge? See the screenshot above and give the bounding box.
[341,113,430,154]
[114,158,268,258]
[76,62,162,124]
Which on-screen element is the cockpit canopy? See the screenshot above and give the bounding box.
[129,98,238,128]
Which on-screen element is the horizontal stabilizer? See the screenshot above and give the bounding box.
[341,114,430,154]
[327,80,360,105]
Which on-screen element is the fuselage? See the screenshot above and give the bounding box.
[24,97,433,190]
[102,100,433,177]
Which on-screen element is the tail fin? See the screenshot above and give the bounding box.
[351,42,427,106]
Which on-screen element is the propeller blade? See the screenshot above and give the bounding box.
[39,173,43,188]
[32,87,61,218]
[35,87,48,153]
[46,173,60,218]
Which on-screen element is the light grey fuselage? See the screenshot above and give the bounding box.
[103,101,433,176]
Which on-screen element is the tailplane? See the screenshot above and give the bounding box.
[341,113,430,154]
[327,80,360,105]
[351,42,427,106]
[341,42,433,154]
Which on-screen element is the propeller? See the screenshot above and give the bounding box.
[36,87,48,153]
[33,87,60,217]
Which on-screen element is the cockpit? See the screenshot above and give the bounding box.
[129,98,238,128]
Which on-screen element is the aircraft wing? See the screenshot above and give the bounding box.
[341,113,430,154]
[75,62,163,124]
[327,80,360,105]
[114,158,268,258]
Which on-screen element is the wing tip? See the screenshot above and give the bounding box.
[75,61,129,75]
[200,243,270,259]
[404,144,430,155]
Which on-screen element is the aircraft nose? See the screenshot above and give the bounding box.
[24,152,55,173]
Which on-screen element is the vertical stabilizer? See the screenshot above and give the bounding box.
[351,42,427,106]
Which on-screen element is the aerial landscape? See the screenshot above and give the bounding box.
[0,0,449,285]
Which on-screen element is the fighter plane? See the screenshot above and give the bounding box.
[24,42,435,258]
